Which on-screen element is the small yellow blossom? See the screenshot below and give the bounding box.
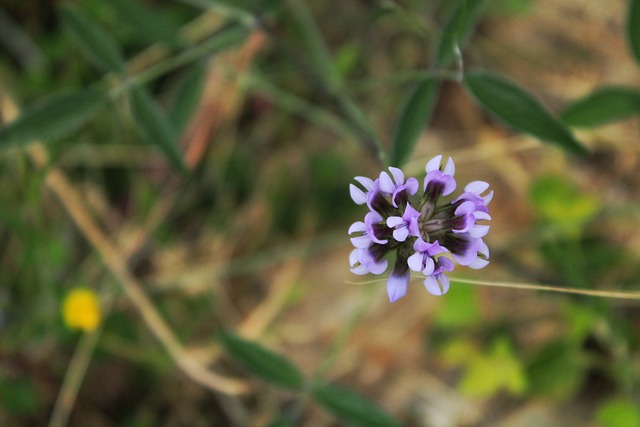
[62,288,101,332]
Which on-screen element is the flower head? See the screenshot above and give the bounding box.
[348,155,491,302]
[62,288,101,331]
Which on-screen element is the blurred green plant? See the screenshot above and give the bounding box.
[2,0,640,425]
[218,331,402,426]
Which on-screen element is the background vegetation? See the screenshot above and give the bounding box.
[2,0,640,426]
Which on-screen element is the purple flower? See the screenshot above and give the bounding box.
[349,176,375,205]
[349,247,388,275]
[386,203,420,242]
[348,155,492,302]
[407,238,447,275]
[379,167,419,208]
[424,155,456,197]
[423,257,454,296]
[387,256,410,302]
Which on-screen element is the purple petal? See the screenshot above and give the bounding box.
[424,171,457,195]
[455,201,476,217]
[452,245,477,266]
[368,258,389,275]
[437,257,455,272]
[387,272,409,302]
[405,177,419,195]
[426,240,448,257]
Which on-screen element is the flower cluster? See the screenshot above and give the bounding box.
[349,155,492,302]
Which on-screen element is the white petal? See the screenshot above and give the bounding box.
[350,184,367,205]
[407,253,423,272]
[388,166,405,185]
[349,249,359,267]
[474,211,491,221]
[443,157,455,176]
[350,235,371,248]
[348,221,366,234]
[469,224,490,238]
[424,274,449,296]
[378,172,395,193]
[386,216,404,228]
[468,258,489,269]
[465,180,490,195]
[393,227,409,242]
[354,176,374,190]
[351,265,369,275]
[425,155,442,173]
[483,190,494,205]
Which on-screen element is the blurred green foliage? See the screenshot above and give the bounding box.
[2,0,640,425]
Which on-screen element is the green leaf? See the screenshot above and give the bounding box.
[597,397,640,427]
[59,5,125,73]
[311,384,402,427]
[218,332,305,390]
[628,0,640,65]
[109,0,182,46]
[464,71,588,155]
[390,77,439,167]
[169,65,206,133]
[434,0,488,68]
[0,88,105,148]
[560,86,640,127]
[129,88,188,174]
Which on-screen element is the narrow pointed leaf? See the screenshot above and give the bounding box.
[311,384,402,427]
[169,65,206,133]
[434,0,488,68]
[130,88,188,174]
[465,71,588,155]
[390,77,439,167]
[561,86,640,127]
[0,88,105,148]
[628,0,640,65]
[59,5,125,73]
[110,0,181,46]
[218,332,304,390]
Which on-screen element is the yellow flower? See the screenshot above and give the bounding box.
[62,288,101,332]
